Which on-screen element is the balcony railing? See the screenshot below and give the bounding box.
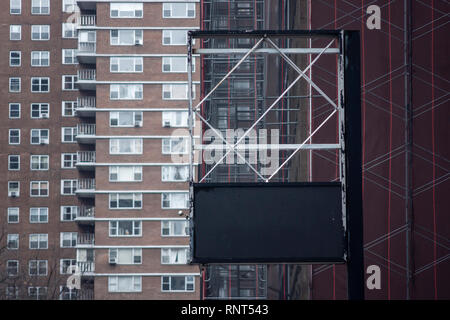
[78,262,95,273]
[78,178,95,190]
[77,233,95,246]
[78,42,96,53]
[77,151,95,163]
[78,69,96,81]
[77,123,96,136]
[78,15,96,26]
[77,289,94,300]
[77,97,96,109]
[78,206,95,218]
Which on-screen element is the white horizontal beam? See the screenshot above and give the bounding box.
[194,143,340,150]
[194,48,339,55]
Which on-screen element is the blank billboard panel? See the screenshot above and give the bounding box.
[191,183,346,264]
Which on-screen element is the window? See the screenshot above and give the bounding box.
[31,51,50,66]
[61,206,78,221]
[30,208,48,223]
[161,276,194,292]
[110,111,143,127]
[161,248,189,264]
[61,179,77,195]
[62,127,77,143]
[30,129,49,144]
[31,25,50,40]
[61,153,77,168]
[7,261,19,277]
[109,193,142,209]
[60,232,77,248]
[162,138,188,154]
[110,84,143,100]
[7,234,19,249]
[60,286,78,300]
[110,3,143,18]
[110,57,143,73]
[109,220,142,237]
[9,78,21,92]
[62,101,77,116]
[28,287,47,300]
[110,29,143,45]
[162,56,194,73]
[6,287,19,300]
[62,0,77,13]
[60,259,76,274]
[8,155,20,170]
[162,193,189,209]
[9,51,21,66]
[29,260,47,276]
[162,84,194,100]
[62,49,78,64]
[10,25,21,40]
[8,181,20,197]
[161,220,189,237]
[163,3,195,18]
[109,248,142,265]
[62,23,77,38]
[7,208,19,223]
[9,103,20,119]
[110,138,143,154]
[31,103,49,118]
[109,166,142,182]
[31,0,49,14]
[162,30,188,45]
[30,181,48,197]
[108,276,142,293]
[9,129,20,144]
[10,0,21,14]
[62,75,78,91]
[29,234,48,249]
[162,111,189,127]
[162,165,189,182]
[31,77,49,92]
[31,155,49,170]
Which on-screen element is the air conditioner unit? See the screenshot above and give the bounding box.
[134,121,142,127]
[163,121,171,127]
[9,191,18,197]
[40,138,49,145]
[109,256,117,265]
[135,39,143,46]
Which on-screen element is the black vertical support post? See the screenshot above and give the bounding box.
[344,31,365,300]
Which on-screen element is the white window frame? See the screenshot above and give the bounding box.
[62,49,78,65]
[61,127,77,143]
[162,3,195,18]
[62,101,77,117]
[109,248,142,265]
[31,77,50,92]
[9,77,21,93]
[31,25,50,41]
[8,181,20,197]
[110,111,143,127]
[109,138,143,154]
[30,181,49,197]
[110,57,143,73]
[109,166,143,182]
[110,29,143,46]
[31,0,50,15]
[60,259,77,274]
[61,179,77,195]
[28,260,48,276]
[162,111,189,127]
[162,138,188,155]
[7,208,20,224]
[60,206,78,222]
[60,232,77,248]
[161,248,189,265]
[110,84,143,100]
[108,276,142,293]
[28,287,47,300]
[9,129,20,144]
[62,0,77,13]
[29,234,48,250]
[162,30,188,46]
[162,56,194,73]
[9,103,21,119]
[161,165,189,182]
[61,153,77,168]
[162,84,194,100]
[9,51,21,67]
[30,103,49,119]
[30,155,49,170]
[62,23,77,38]
[30,129,49,144]
[161,220,189,237]
[7,234,19,250]
[31,51,50,67]
[161,192,189,209]
[10,0,21,14]
[109,193,142,210]
[10,25,21,40]
[161,275,195,292]
[62,75,78,91]
[110,3,143,18]
[7,260,19,277]
[109,220,142,237]
[8,155,20,171]
[29,207,48,223]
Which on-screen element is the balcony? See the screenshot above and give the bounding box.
[75,206,95,224]
[76,151,95,170]
[76,178,95,198]
[77,233,95,248]
[77,69,96,91]
[76,123,96,144]
[78,15,96,27]
[77,31,96,64]
[76,96,96,117]
[77,262,95,277]
[77,288,94,300]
